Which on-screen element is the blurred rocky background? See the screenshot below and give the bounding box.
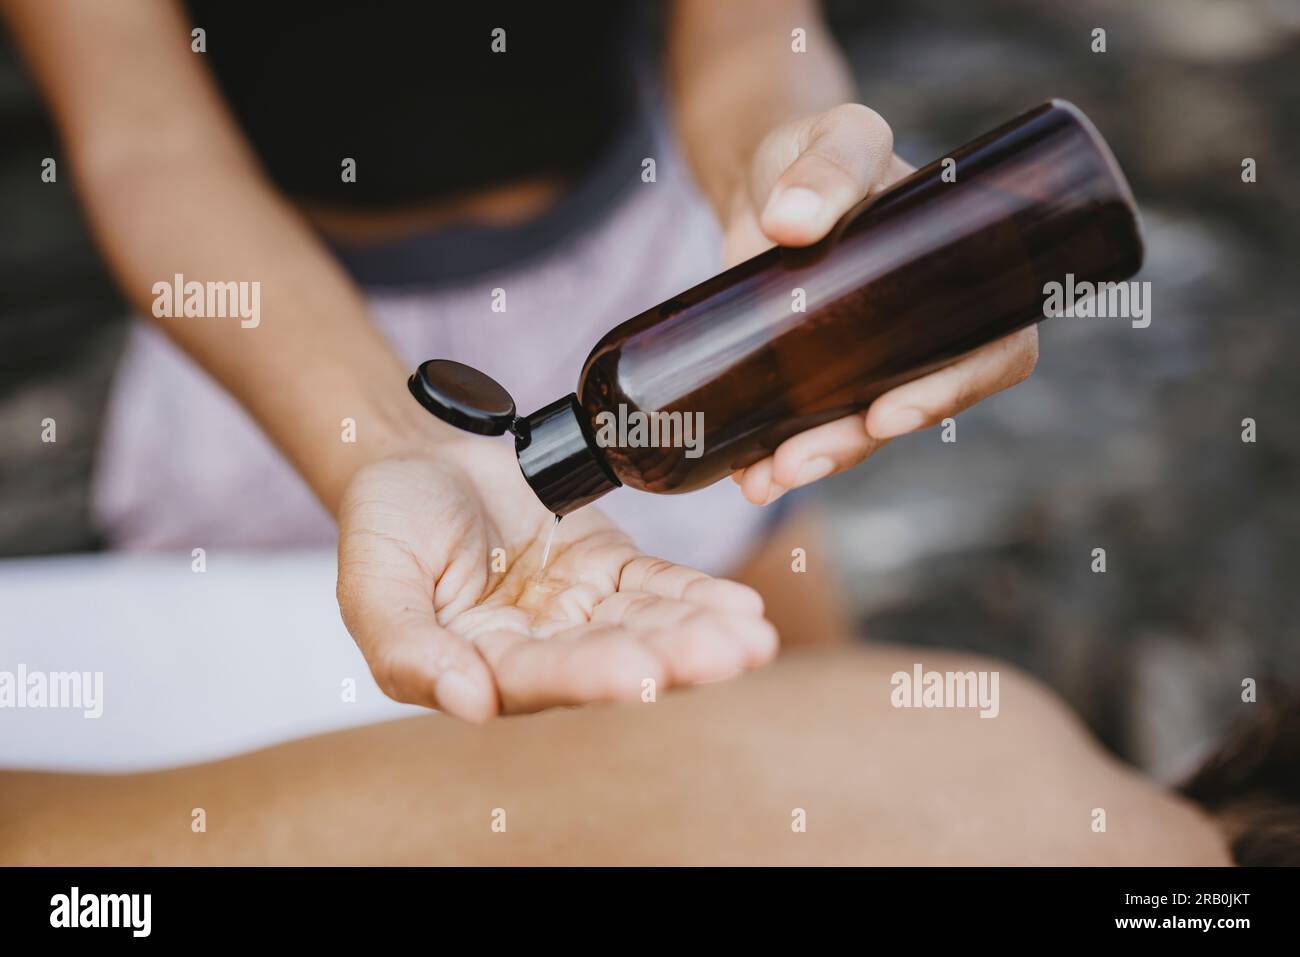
[818,0,1300,778]
[0,21,125,554]
[1,0,1296,777]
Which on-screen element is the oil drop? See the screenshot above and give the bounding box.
[538,513,560,577]
[519,515,562,617]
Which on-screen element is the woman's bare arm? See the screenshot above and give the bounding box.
[1,0,454,511]
[1,0,785,719]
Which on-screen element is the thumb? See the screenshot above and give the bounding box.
[758,103,896,247]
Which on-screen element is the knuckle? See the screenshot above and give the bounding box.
[432,647,468,678]
[951,376,982,414]
[627,559,679,596]
[812,151,866,193]
[810,105,894,188]
[828,103,894,150]
[625,592,661,618]
[1008,329,1040,382]
[335,572,354,619]
[1020,334,1041,379]
[640,557,676,582]
[369,647,407,703]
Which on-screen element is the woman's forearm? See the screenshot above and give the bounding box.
[81,147,444,512]
[3,0,454,513]
[669,0,856,219]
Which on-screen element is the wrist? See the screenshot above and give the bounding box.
[310,363,473,515]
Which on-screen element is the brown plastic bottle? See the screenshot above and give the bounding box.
[409,100,1144,515]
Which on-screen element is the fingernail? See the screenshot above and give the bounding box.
[763,482,788,506]
[764,186,823,224]
[872,406,927,438]
[435,670,489,719]
[792,456,835,488]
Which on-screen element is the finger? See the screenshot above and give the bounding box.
[768,415,891,490]
[592,591,778,676]
[734,326,1034,492]
[473,625,667,713]
[549,547,775,672]
[864,326,1040,439]
[615,555,766,617]
[758,104,895,246]
[527,581,604,636]
[735,455,787,507]
[475,594,777,713]
[337,556,498,721]
[886,153,918,182]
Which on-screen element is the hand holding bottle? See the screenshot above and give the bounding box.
[335,442,777,720]
[381,101,1142,718]
[721,103,1040,505]
[410,103,1139,521]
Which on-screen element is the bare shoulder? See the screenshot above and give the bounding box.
[680,645,1234,865]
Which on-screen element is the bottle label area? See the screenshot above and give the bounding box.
[592,404,706,460]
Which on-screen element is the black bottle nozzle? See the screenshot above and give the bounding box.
[409,359,620,515]
[512,394,621,515]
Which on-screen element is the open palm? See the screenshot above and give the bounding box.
[336,442,777,720]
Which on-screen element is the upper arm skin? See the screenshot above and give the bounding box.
[2,0,254,182]
[1,0,436,512]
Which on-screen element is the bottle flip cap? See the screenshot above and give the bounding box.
[408,359,517,435]
[408,359,620,515]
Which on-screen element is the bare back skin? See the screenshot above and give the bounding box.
[0,646,1229,866]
